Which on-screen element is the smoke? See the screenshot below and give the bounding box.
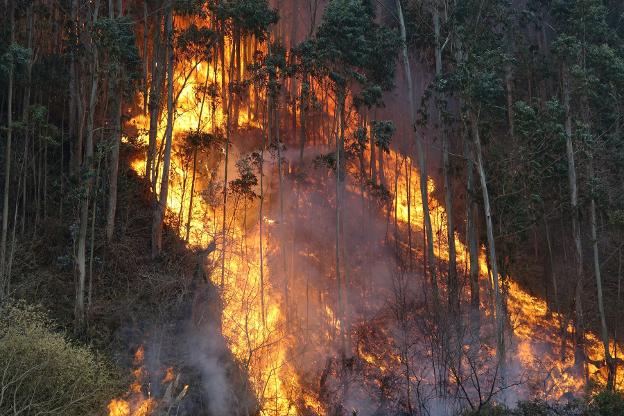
[187,322,234,415]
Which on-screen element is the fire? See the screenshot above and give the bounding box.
[107,399,130,416]
[383,147,624,397]
[116,9,624,415]
[107,346,156,416]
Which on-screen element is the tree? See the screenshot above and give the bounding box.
[0,1,15,296]
[314,0,400,359]
[98,5,141,242]
[75,0,101,330]
[151,3,175,259]
[395,0,440,306]
[447,0,512,389]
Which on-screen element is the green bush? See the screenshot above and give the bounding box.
[591,390,624,416]
[0,301,119,415]
[461,404,511,416]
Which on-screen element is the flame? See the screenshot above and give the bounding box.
[116,9,624,415]
[107,346,157,416]
[382,147,624,397]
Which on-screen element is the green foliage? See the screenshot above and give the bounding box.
[209,0,278,40]
[461,403,509,416]
[230,156,258,200]
[177,24,218,62]
[371,120,396,152]
[95,16,142,93]
[0,301,119,415]
[182,130,225,156]
[591,390,624,416]
[0,42,32,77]
[313,0,400,106]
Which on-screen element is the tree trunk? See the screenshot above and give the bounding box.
[69,0,82,176]
[106,86,122,241]
[299,74,308,165]
[465,135,480,350]
[589,156,614,389]
[433,0,458,318]
[470,109,506,387]
[220,41,236,289]
[0,1,15,295]
[395,0,439,303]
[76,2,100,329]
[147,13,164,184]
[185,148,198,242]
[336,89,347,359]
[563,66,585,373]
[151,6,174,259]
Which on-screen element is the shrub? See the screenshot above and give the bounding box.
[0,301,119,415]
[591,390,624,416]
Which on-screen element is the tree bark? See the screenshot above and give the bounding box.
[106,86,122,241]
[0,1,15,295]
[147,12,164,184]
[433,0,458,317]
[76,0,100,329]
[465,135,480,350]
[589,156,614,389]
[151,6,174,259]
[395,0,439,303]
[563,66,586,372]
[470,109,506,387]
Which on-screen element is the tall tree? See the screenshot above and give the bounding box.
[151,3,174,259]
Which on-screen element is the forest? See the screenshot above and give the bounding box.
[1,0,624,415]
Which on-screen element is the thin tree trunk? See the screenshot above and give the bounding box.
[143,2,149,115]
[299,74,308,165]
[185,64,211,242]
[276,86,289,322]
[465,128,481,352]
[470,109,505,387]
[76,1,100,329]
[259,97,268,327]
[336,89,347,359]
[151,6,174,259]
[88,146,103,312]
[396,0,438,303]
[147,13,164,183]
[106,86,122,241]
[589,156,614,389]
[433,0,458,318]
[563,66,585,372]
[0,1,15,294]
[69,0,82,175]
[220,41,236,289]
[105,0,124,242]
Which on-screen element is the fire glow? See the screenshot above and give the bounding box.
[109,12,623,416]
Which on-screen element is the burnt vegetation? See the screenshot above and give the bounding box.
[1,0,624,415]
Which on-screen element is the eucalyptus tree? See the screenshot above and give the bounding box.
[313,0,400,359]
[394,0,441,306]
[151,1,175,259]
[544,0,624,386]
[181,131,224,242]
[96,6,141,242]
[208,0,278,289]
[0,1,16,296]
[445,0,512,390]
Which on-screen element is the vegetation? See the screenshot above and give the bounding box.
[0,0,623,415]
[0,301,118,415]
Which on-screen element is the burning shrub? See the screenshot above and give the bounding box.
[0,301,119,415]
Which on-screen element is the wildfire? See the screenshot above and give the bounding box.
[116,8,624,414]
[107,346,156,416]
[383,147,624,397]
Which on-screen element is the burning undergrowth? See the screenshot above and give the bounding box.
[106,10,624,414]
